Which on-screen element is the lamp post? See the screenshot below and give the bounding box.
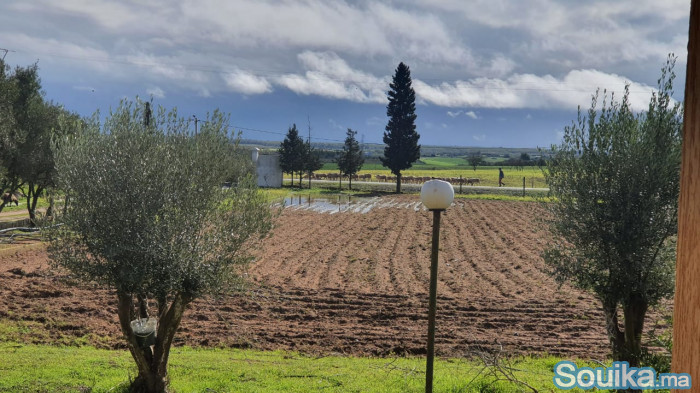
[420,179,454,393]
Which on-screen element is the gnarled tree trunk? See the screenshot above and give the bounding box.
[602,294,648,369]
[117,291,192,393]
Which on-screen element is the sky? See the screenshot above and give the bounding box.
[0,0,691,148]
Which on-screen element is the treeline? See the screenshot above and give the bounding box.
[0,60,82,223]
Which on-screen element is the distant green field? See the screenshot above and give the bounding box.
[418,157,468,167]
[315,165,546,188]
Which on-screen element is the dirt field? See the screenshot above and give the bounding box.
[0,195,666,359]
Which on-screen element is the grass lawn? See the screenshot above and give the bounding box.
[0,343,594,392]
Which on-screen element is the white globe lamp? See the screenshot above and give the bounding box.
[420,179,454,210]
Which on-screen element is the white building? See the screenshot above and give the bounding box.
[252,148,283,188]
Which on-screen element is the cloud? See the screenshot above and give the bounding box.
[276,51,387,103]
[413,69,658,111]
[473,134,486,141]
[414,0,688,69]
[223,70,272,94]
[447,110,479,119]
[1,0,686,116]
[328,118,344,130]
[146,86,165,98]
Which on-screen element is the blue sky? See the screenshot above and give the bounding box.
[0,0,690,148]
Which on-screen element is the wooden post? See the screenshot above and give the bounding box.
[522,176,525,197]
[425,209,442,393]
[673,1,700,390]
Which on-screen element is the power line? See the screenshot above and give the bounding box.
[231,124,345,143]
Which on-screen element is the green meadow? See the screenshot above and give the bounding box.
[0,342,593,393]
[317,158,547,189]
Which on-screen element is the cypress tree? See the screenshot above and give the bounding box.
[381,62,420,193]
[337,128,364,190]
[278,124,305,187]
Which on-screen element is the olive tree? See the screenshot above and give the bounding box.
[45,100,273,393]
[543,57,681,367]
[0,60,78,219]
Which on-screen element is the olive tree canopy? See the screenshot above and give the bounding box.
[543,57,681,367]
[46,100,273,393]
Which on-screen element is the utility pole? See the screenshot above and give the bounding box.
[192,115,199,135]
[0,48,14,61]
[307,115,312,189]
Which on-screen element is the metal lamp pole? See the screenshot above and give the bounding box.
[426,207,443,393]
[420,179,454,393]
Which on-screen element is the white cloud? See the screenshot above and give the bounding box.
[473,134,486,141]
[276,51,387,103]
[329,118,344,131]
[447,110,463,118]
[465,111,479,119]
[413,69,658,111]
[124,52,209,84]
[223,70,272,95]
[147,86,165,98]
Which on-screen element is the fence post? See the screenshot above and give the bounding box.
[459,175,463,194]
[523,176,525,197]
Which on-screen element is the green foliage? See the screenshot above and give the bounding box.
[45,100,274,392]
[278,124,306,186]
[337,128,364,189]
[543,55,681,365]
[381,62,421,192]
[0,60,78,219]
[303,140,323,175]
[47,100,272,299]
[467,153,483,171]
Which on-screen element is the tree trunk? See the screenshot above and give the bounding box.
[349,176,352,190]
[395,173,402,194]
[117,291,191,393]
[622,294,648,368]
[46,191,54,218]
[26,183,42,227]
[602,296,648,393]
[603,301,626,362]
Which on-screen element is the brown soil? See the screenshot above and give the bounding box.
[0,195,667,359]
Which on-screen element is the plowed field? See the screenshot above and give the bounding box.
[0,195,658,359]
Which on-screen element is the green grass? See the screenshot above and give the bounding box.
[0,342,595,392]
[311,166,546,188]
[418,157,468,167]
